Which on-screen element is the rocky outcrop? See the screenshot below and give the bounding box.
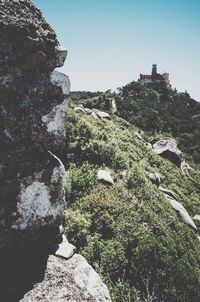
[21,254,111,302]
[152,138,182,166]
[0,0,69,299]
[0,1,111,301]
[0,0,70,243]
[73,106,112,120]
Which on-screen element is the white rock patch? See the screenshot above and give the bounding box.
[164,194,197,230]
[73,254,111,301]
[98,170,114,185]
[51,166,64,184]
[111,99,117,113]
[16,181,64,229]
[96,111,111,120]
[42,100,67,137]
[50,70,70,96]
[55,235,76,259]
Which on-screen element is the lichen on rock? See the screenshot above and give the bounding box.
[0,0,69,238]
[0,1,111,301]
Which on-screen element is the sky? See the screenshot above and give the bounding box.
[34,0,200,101]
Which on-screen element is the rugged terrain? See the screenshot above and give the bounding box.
[0,1,110,301]
[65,90,200,301]
[0,0,199,301]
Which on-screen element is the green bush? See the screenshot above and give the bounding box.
[63,101,200,302]
[64,162,96,202]
[64,209,91,248]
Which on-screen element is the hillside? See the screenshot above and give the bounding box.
[69,81,200,165]
[62,102,200,302]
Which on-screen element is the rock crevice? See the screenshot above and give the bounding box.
[0,1,111,301]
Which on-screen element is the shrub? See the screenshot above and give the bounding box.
[64,209,91,248]
[64,162,96,202]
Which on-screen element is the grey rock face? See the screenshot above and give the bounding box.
[21,254,112,302]
[0,2,111,302]
[0,0,68,299]
[0,0,69,241]
[152,138,182,166]
[0,0,63,70]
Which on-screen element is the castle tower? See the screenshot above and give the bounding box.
[151,64,157,80]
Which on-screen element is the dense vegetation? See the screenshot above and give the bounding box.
[62,104,200,302]
[70,81,200,164]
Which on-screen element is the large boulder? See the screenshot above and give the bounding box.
[152,138,182,166]
[0,1,111,301]
[21,254,111,302]
[0,0,70,246]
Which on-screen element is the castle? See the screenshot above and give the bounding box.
[139,64,170,85]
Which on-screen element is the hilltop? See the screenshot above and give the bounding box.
[70,80,200,165]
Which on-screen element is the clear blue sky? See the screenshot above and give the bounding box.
[34,0,200,101]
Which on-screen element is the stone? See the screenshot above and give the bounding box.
[159,187,178,200]
[0,2,111,301]
[165,195,197,231]
[181,161,193,174]
[50,70,70,96]
[149,172,161,186]
[59,225,65,234]
[91,111,98,119]
[42,100,68,145]
[20,254,111,302]
[55,45,68,68]
[159,187,197,231]
[111,99,117,114]
[0,0,60,70]
[193,215,200,227]
[74,106,86,114]
[84,108,93,114]
[134,132,142,140]
[0,7,69,234]
[96,111,111,120]
[55,235,76,259]
[20,51,48,70]
[152,138,182,166]
[0,0,68,298]
[98,170,114,185]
